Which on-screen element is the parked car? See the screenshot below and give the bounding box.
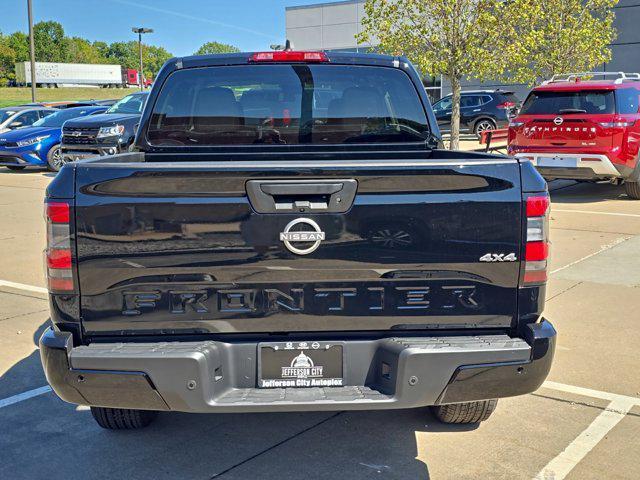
[61,91,148,164]
[0,106,107,171]
[82,99,119,107]
[0,106,54,133]
[39,50,555,431]
[432,89,520,137]
[508,72,640,199]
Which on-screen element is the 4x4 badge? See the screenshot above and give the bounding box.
[279,218,325,255]
[479,253,517,262]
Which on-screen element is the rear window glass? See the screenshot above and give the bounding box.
[502,93,520,105]
[615,88,640,114]
[147,64,430,146]
[520,90,615,115]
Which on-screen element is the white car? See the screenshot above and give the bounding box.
[0,106,54,133]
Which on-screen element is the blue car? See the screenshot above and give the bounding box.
[0,106,107,171]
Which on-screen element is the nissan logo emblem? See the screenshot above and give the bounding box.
[279,218,326,255]
[553,117,563,126]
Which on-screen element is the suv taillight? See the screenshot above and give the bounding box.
[45,201,74,292]
[522,193,550,285]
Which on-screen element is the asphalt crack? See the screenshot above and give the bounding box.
[209,411,343,479]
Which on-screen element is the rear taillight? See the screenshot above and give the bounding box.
[497,101,516,109]
[45,201,74,292]
[522,193,550,286]
[250,51,329,63]
[598,121,635,128]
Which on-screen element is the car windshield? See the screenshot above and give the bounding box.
[147,64,430,146]
[32,108,93,128]
[520,90,615,115]
[106,94,147,114]
[0,110,17,123]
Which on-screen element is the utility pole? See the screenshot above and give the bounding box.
[131,27,153,91]
[27,0,36,101]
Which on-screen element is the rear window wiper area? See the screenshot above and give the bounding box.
[558,108,587,114]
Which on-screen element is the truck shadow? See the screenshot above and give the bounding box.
[0,320,481,480]
[548,180,628,204]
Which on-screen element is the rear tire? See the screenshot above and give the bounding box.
[624,181,640,199]
[90,407,158,430]
[431,399,498,424]
[6,166,26,171]
[473,119,496,138]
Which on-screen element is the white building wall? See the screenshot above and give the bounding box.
[286,0,372,51]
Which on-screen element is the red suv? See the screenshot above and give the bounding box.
[508,72,640,199]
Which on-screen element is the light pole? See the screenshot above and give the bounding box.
[131,27,153,91]
[27,0,36,101]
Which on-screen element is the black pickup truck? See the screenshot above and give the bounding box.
[40,51,555,430]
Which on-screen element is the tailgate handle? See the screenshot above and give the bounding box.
[246,179,357,214]
[260,183,343,196]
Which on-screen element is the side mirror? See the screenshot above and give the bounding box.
[8,121,23,129]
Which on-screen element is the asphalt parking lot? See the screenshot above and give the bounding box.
[0,169,638,480]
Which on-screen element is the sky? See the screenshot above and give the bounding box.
[1,0,328,56]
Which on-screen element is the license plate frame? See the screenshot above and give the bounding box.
[537,156,578,168]
[257,341,344,388]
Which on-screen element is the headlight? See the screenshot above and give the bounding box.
[17,135,50,147]
[97,125,125,138]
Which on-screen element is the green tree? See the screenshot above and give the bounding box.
[34,21,69,62]
[0,31,28,83]
[358,0,512,149]
[66,37,106,64]
[194,41,240,55]
[6,31,29,62]
[92,41,110,60]
[105,41,171,80]
[0,34,16,84]
[358,0,619,149]
[507,0,618,85]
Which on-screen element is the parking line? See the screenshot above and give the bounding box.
[549,236,629,274]
[0,386,51,409]
[553,209,640,218]
[542,380,640,405]
[533,397,635,480]
[0,279,47,295]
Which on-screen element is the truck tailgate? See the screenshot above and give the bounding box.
[74,155,523,336]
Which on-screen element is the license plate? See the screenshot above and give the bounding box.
[537,156,578,168]
[258,341,344,388]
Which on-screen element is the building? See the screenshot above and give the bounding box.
[285,0,640,102]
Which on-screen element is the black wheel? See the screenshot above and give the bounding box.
[46,145,65,172]
[473,119,496,138]
[431,399,498,424]
[90,407,158,430]
[624,181,640,199]
[6,166,26,171]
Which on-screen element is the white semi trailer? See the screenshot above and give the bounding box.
[15,62,125,88]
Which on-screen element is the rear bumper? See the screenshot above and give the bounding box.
[40,320,556,413]
[514,153,622,179]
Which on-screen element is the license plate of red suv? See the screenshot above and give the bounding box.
[538,157,578,168]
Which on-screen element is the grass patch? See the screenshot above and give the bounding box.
[0,87,139,108]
